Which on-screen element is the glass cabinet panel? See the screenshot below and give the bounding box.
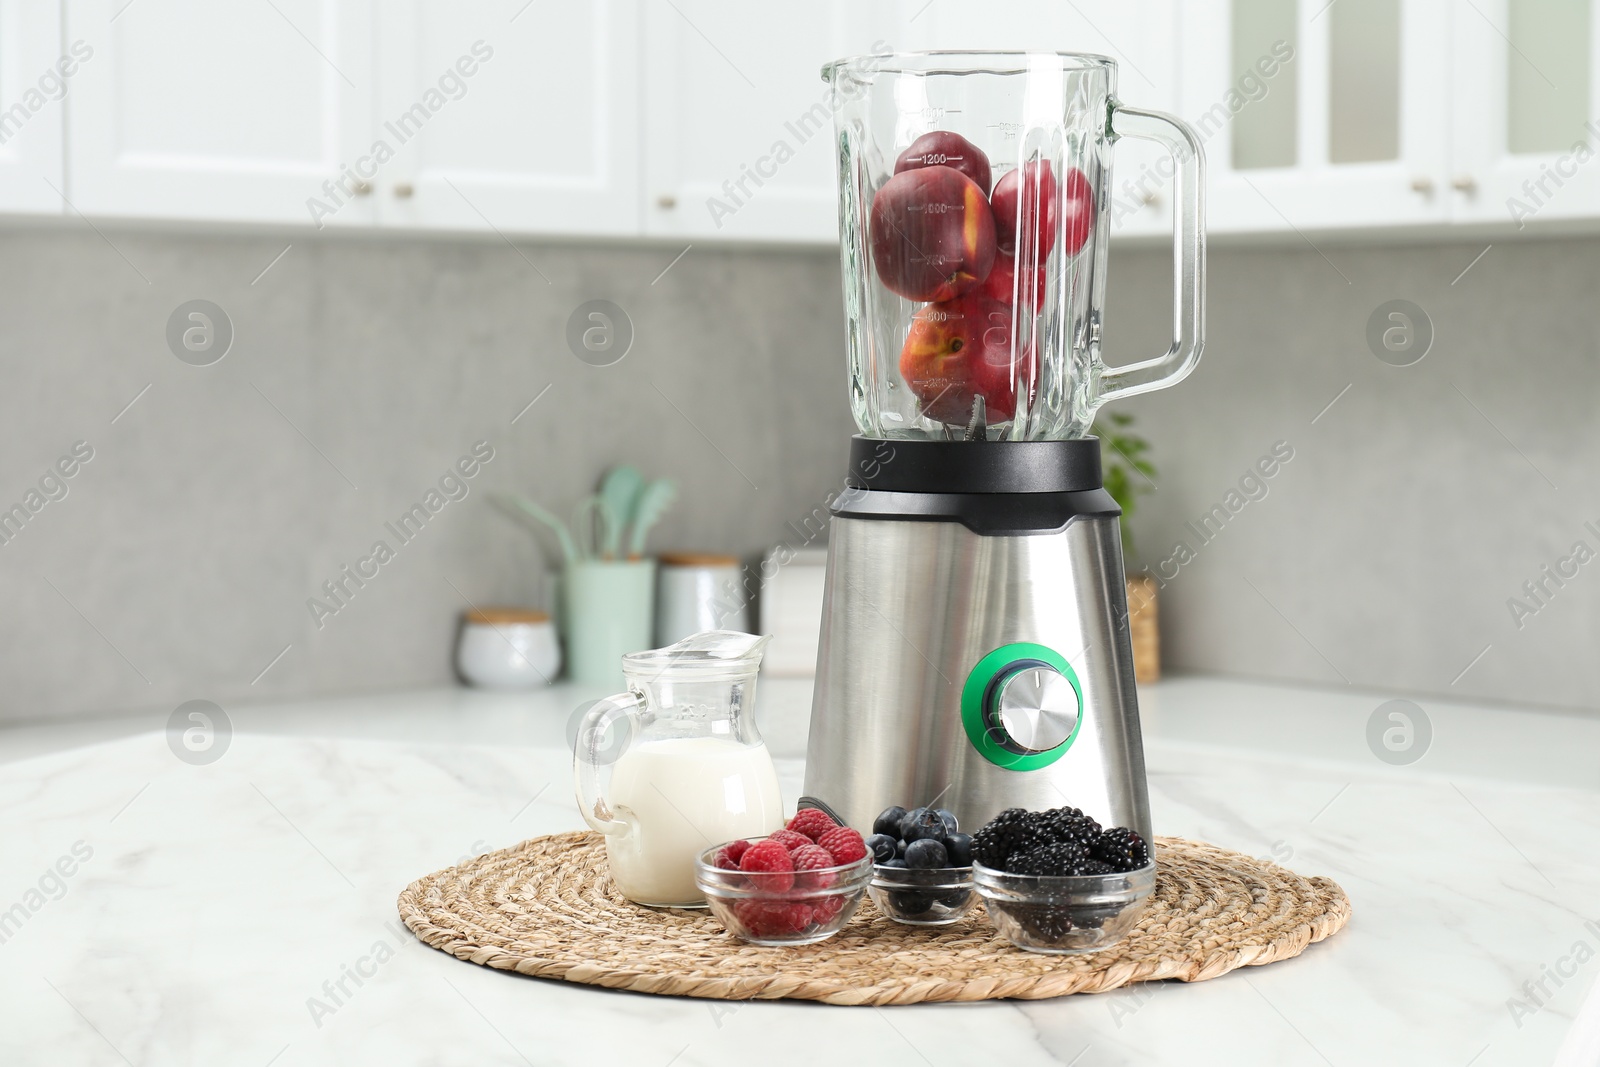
[1231,0,1298,168]
[1329,0,1401,163]
[1507,0,1590,154]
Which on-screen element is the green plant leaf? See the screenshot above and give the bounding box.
[1091,412,1157,558]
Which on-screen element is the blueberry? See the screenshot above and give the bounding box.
[904,837,949,869]
[897,807,928,840]
[879,857,908,869]
[935,808,959,834]
[890,889,933,915]
[944,831,973,867]
[902,808,946,844]
[895,839,908,858]
[873,805,908,838]
[866,833,898,863]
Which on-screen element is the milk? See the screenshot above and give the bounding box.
[603,735,783,906]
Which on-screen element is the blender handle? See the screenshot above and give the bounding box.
[1097,104,1206,404]
[571,689,644,836]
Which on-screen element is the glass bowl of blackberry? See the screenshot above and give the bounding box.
[864,804,978,925]
[969,806,1157,954]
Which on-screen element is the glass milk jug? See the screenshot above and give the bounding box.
[573,631,783,907]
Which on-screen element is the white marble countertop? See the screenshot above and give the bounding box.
[3,676,1598,1066]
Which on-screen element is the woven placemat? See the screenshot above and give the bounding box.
[397,831,1349,1005]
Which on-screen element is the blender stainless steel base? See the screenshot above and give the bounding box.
[803,438,1152,840]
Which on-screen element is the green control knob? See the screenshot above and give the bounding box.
[960,642,1084,770]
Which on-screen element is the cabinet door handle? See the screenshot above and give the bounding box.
[1410,177,1434,195]
[656,195,678,210]
[394,182,415,199]
[351,180,373,196]
[1451,176,1478,194]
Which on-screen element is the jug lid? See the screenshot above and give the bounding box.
[622,630,772,679]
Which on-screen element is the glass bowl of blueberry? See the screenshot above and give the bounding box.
[865,804,978,925]
[970,806,1156,954]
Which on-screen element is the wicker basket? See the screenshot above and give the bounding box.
[1126,574,1160,683]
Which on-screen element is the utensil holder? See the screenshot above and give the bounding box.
[561,559,655,686]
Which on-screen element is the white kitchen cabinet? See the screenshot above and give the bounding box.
[374,0,642,236]
[640,1,892,243]
[900,0,1181,240]
[1181,0,1451,235]
[1449,0,1600,227]
[29,0,1600,242]
[0,1,66,214]
[64,0,376,226]
[639,0,1182,245]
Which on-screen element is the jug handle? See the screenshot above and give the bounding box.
[572,689,644,836]
[1097,104,1206,404]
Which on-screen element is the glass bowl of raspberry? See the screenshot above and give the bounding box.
[695,833,873,946]
[973,861,1156,954]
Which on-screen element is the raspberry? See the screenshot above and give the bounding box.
[738,840,795,892]
[790,844,839,889]
[767,828,814,853]
[785,808,838,842]
[816,826,867,866]
[809,895,844,925]
[733,900,813,938]
[712,839,751,869]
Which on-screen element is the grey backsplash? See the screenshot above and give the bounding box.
[1,227,1596,723]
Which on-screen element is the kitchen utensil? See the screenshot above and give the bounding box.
[493,493,579,565]
[573,631,782,907]
[654,552,747,645]
[626,479,677,559]
[805,52,1205,838]
[598,465,644,558]
[572,495,612,560]
[560,558,655,686]
[456,607,560,688]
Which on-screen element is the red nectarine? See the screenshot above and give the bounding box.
[870,166,997,302]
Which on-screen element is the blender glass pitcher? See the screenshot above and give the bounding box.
[825,51,1204,440]
[573,631,783,907]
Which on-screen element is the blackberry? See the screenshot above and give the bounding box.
[972,808,1033,868]
[1011,902,1075,941]
[1091,827,1150,872]
[1009,841,1091,876]
[1032,807,1101,848]
[1079,859,1115,875]
[983,807,1032,832]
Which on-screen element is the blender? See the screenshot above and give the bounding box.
[803,51,1205,839]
